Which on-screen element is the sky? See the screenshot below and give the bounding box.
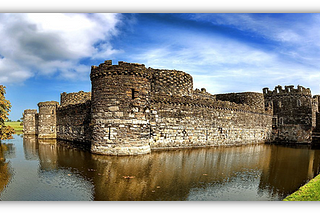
[2,13,320,120]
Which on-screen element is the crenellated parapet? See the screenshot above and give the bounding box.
[90,60,152,80]
[263,85,312,97]
[262,85,313,112]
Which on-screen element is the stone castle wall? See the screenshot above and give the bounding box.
[87,60,273,154]
[312,95,320,128]
[56,101,92,143]
[263,85,314,143]
[215,92,265,113]
[192,88,216,100]
[24,60,320,155]
[148,96,272,149]
[57,91,92,143]
[60,91,91,106]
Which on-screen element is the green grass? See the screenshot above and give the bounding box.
[283,174,320,201]
[4,121,23,134]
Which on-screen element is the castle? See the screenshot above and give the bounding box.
[23,60,320,155]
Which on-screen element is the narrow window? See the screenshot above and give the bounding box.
[182,129,187,137]
[297,99,301,107]
[108,126,111,140]
[272,118,277,126]
[52,110,54,114]
[149,126,153,138]
[269,101,272,107]
[278,101,282,108]
[279,117,283,125]
[131,89,136,99]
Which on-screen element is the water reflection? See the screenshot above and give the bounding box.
[0,141,15,193]
[23,135,38,161]
[1,135,320,201]
[258,145,320,198]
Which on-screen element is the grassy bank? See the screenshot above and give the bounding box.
[283,174,320,201]
[4,122,23,134]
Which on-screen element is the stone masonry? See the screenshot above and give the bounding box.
[263,85,318,144]
[22,60,320,155]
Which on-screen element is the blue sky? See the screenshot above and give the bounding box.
[2,13,320,120]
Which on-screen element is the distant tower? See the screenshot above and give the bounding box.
[90,60,152,155]
[23,109,38,135]
[150,68,193,97]
[37,101,59,139]
[263,85,313,143]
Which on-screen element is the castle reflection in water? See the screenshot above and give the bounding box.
[1,134,320,201]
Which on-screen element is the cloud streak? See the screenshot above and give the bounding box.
[126,14,320,94]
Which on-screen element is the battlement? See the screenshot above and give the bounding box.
[38,101,59,107]
[23,109,37,114]
[263,85,312,96]
[90,60,151,80]
[60,91,91,106]
[24,59,320,154]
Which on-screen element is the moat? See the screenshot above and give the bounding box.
[1,134,320,201]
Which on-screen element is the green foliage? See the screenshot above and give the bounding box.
[283,174,320,201]
[5,121,23,134]
[0,85,15,140]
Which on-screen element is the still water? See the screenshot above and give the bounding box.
[1,134,320,201]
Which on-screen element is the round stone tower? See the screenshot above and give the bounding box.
[23,109,38,135]
[90,60,152,155]
[150,68,193,97]
[215,92,265,113]
[37,101,59,139]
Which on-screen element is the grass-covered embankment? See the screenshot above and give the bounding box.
[283,174,320,201]
[4,121,23,134]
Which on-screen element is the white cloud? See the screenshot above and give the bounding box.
[0,13,122,84]
[0,57,34,83]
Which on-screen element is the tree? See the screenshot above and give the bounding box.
[0,85,14,140]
